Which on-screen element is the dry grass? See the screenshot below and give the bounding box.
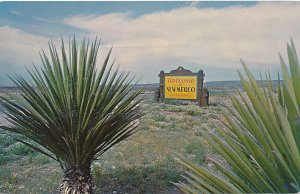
[0,87,232,193]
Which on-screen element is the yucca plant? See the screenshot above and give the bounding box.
[174,39,300,193]
[0,38,143,193]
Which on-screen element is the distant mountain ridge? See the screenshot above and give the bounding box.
[0,80,281,91]
[134,80,281,90]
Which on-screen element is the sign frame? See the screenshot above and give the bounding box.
[157,66,209,106]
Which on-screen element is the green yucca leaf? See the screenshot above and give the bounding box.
[287,44,300,109]
[175,153,242,193]
[175,39,300,193]
[184,173,220,194]
[210,158,253,193]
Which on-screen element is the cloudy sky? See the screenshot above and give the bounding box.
[0,1,300,86]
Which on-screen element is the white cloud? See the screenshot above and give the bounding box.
[0,27,84,73]
[1,2,300,84]
[33,16,59,24]
[10,10,22,16]
[0,26,48,73]
[63,2,300,82]
[0,26,107,86]
[0,26,50,85]
[188,1,200,8]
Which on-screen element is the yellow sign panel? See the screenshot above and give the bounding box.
[164,76,197,100]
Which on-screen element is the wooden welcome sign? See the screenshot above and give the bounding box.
[156,66,209,106]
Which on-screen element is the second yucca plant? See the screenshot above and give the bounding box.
[175,40,300,193]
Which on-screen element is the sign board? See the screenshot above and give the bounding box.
[164,76,197,100]
[156,66,209,106]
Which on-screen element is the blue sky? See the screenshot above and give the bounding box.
[0,1,299,86]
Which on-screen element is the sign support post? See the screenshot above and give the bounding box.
[159,70,165,102]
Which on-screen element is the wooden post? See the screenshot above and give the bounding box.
[159,70,165,102]
[204,89,209,105]
[154,88,160,101]
[197,70,204,106]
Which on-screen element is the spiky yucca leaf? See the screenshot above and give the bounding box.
[0,38,144,193]
[175,39,300,193]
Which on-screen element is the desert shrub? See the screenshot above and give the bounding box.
[92,163,103,177]
[0,168,13,184]
[175,119,193,130]
[193,149,206,165]
[186,106,203,116]
[138,122,150,131]
[31,154,51,165]
[139,116,155,130]
[185,141,202,154]
[0,134,15,147]
[163,99,181,105]
[164,104,185,112]
[168,121,178,132]
[152,113,167,122]
[0,153,10,165]
[8,142,35,156]
[184,140,205,165]
[194,125,209,136]
[156,121,169,129]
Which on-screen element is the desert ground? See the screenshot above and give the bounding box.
[0,84,237,193]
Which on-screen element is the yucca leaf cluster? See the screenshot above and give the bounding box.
[0,38,143,193]
[175,40,300,193]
